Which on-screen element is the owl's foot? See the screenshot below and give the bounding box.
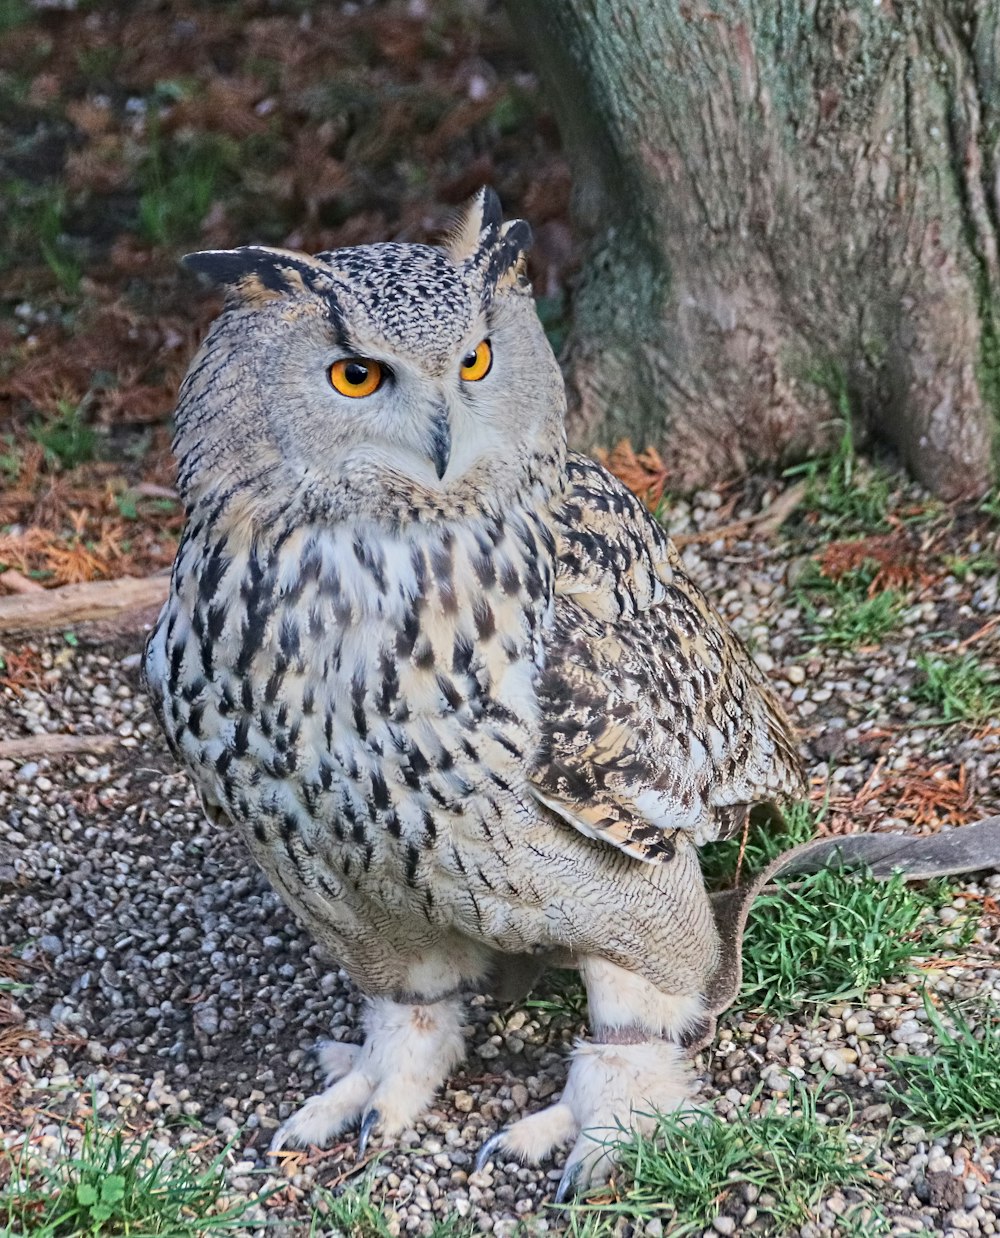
[478,955,708,1198]
[477,1039,694,1199]
[269,997,465,1155]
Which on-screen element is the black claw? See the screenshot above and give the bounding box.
[474,1131,506,1174]
[357,1107,380,1158]
[554,1161,582,1205]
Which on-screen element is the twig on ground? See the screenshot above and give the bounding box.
[958,615,1000,650]
[129,483,179,500]
[0,733,120,761]
[0,575,168,633]
[673,481,808,547]
[0,570,45,595]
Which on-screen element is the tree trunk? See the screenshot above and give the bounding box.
[505,0,1000,499]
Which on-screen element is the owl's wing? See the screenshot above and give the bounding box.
[530,454,805,863]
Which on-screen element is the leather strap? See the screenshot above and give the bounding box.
[687,814,1000,1054]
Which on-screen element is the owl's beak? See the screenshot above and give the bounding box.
[429,408,451,479]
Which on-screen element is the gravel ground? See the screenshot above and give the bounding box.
[2,468,1000,1236]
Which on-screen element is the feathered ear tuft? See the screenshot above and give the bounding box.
[443,187,505,263]
[484,217,533,296]
[182,246,335,304]
[443,188,533,303]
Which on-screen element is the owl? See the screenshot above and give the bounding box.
[143,188,804,1198]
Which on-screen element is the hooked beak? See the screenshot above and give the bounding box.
[429,408,451,480]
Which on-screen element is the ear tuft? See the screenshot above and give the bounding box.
[480,185,503,233]
[485,217,534,292]
[499,218,532,255]
[182,246,334,303]
[444,187,504,262]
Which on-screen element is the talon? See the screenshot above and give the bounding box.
[554,1160,582,1205]
[475,1131,507,1173]
[357,1106,381,1157]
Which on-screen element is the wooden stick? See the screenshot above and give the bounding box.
[673,480,808,547]
[958,614,1000,651]
[0,575,168,634]
[129,483,178,500]
[0,732,121,761]
[0,569,45,595]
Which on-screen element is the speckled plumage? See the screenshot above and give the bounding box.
[144,189,804,1190]
[538,457,802,862]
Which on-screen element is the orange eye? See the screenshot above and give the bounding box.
[459,339,492,382]
[329,358,383,398]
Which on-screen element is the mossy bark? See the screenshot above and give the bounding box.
[507,0,1000,498]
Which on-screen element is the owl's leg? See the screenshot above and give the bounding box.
[269,995,465,1154]
[476,957,706,1199]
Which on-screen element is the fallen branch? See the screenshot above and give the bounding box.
[129,482,179,500]
[958,614,1000,651]
[0,575,168,634]
[673,480,808,547]
[0,732,120,761]
[0,570,45,595]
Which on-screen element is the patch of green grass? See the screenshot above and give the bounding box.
[0,179,83,295]
[306,1183,398,1238]
[570,1084,883,1237]
[148,77,201,108]
[888,994,1000,1136]
[943,551,998,581]
[700,800,818,891]
[489,84,538,136]
[0,434,20,481]
[980,489,1000,522]
[810,586,901,649]
[912,652,1000,723]
[37,194,83,295]
[523,967,587,1021]
[795,560,902,649]
[0,0,31,34]
[308,1178,473,1238]
[0,69,32,111]
[29,400,96,469]
[1,1111,265,1235]
[74,43,123,90]
[0,975,31,1001]
[137,128,236,247]
[740,865,949,1015]
[784,371,892,534]
[115,491,139,520]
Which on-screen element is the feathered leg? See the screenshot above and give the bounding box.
[477,959,704,1195]
[270,995,465,1154]
[477,838,720,1198]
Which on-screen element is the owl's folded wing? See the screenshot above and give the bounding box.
[529,455,805,863]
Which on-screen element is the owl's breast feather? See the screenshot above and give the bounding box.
[143,504,557,898]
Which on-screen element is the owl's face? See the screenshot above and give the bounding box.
[173,189,566,521]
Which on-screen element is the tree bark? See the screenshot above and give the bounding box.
[506,0,1000,498]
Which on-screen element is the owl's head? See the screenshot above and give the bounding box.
[173,188,565,525]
